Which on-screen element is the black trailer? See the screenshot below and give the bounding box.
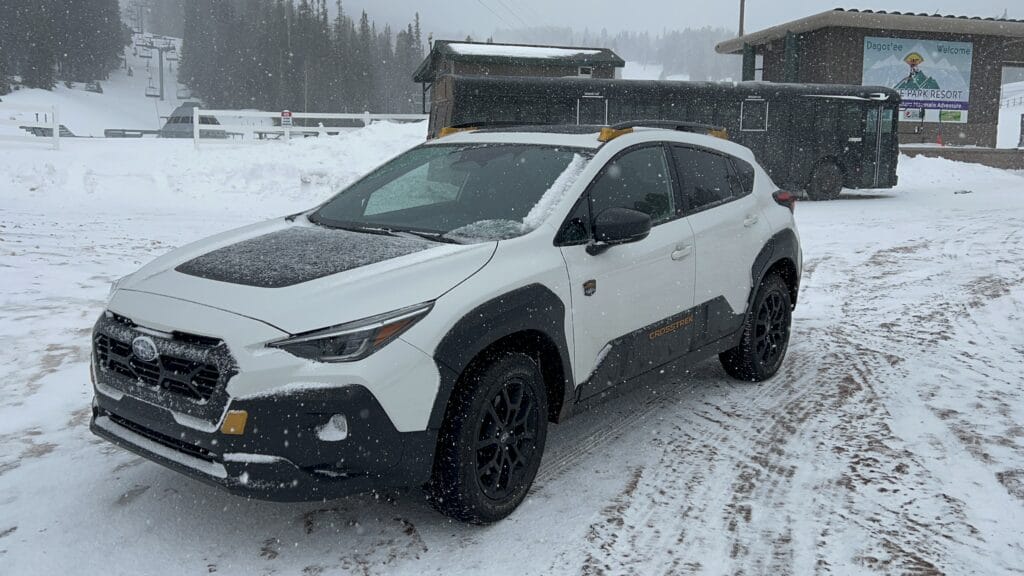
[428,75,901,199]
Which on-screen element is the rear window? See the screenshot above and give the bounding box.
[731,157,756,195]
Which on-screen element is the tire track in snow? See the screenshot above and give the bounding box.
[559,229,1023,575]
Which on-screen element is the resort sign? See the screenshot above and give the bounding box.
[862,37,973,123]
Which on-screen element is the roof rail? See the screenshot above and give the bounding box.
[610,120,727,134]
[602,120,730,142]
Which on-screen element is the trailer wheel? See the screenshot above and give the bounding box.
[806,161,843,201]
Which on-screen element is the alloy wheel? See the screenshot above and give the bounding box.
[474,377,540,500]
[754,290,789,368]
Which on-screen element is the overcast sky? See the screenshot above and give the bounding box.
[338,1,1024,40]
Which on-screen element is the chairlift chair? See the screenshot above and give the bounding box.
[166,51,179,62]
[139,48,153,59]
[145,82,160,98]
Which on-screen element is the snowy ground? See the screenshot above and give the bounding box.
[2,125,1024,575]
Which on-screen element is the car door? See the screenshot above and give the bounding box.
[670,145,772,348]
[558,144,696,399]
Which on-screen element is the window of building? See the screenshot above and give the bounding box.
[740,99,769,131]
[578,66,594,78]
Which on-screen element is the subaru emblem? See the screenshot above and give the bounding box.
[131,336,160,362]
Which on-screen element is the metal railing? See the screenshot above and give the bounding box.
[0,104,60,150]
[1001,95,1024,108]
[191,108,426,148]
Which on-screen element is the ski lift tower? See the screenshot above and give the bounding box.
[139,41,177,101]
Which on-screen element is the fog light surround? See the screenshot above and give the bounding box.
[317,414,348,442]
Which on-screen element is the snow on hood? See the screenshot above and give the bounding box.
[175,226,436,288]
[117,218,496,334]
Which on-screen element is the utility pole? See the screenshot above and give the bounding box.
[739,0,746,36]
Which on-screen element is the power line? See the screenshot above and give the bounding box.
[515,0,549,27]
[493,0,530,28]
[477,0,516,29]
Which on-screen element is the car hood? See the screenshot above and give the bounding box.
[118,217,496,334]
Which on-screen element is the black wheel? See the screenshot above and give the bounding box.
[720,274,792,381]
[429,352,548,523]
[806,161,843,200]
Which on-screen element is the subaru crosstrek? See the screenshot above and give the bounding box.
[91,123,802,523]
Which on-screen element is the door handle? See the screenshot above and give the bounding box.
[671,245,693,261]
[743,215,760,227]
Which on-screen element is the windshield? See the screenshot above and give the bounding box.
[310,144,591,243]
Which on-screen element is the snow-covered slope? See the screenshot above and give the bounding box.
[0,33,186,137]
[1,124,1024,574]
[620,61,664,80]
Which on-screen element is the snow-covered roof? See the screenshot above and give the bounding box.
[446,43,604,59]
[413,40,624,83]
[717,8,1024,54]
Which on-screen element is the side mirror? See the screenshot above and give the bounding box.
[587,207,652,255]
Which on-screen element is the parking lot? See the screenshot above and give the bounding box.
[2,128,1022,575]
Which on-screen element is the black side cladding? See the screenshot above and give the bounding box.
[750,228,801,308]
[430,284,575,427]
[176,226,436,288]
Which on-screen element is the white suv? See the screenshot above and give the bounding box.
[91,123,801,523]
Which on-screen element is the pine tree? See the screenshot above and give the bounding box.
[177,2,427,113]
[21,1,56,89]
[0,3,11,95]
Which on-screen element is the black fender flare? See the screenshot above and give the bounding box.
[428,283,575,429]
[749,228,801,310]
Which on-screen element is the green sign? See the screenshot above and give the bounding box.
[862,37,973,123]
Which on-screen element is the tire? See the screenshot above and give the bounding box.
[429,352,548,524]
[806,161,843,201]
[719,273,792,382]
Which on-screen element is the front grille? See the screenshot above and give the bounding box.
[107,412,216,462]
[92,312,237,412]
[94,333,224,401]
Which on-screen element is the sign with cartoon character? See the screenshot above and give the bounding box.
[862,37,973,123]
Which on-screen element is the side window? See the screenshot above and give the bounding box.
[588,146,676,226]
[555,198,590,245]
[672,146,736,212]
[881,108,894,134]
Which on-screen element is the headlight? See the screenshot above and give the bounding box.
[107,275,127,303]
[267,302,433,363]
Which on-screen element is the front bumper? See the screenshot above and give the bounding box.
[91,383,436,501]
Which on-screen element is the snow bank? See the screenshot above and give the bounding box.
[896,153,1024,191]
[0,121,428,216]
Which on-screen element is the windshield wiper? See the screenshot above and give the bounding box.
[393,229,463,244]
[311,219,399,237]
